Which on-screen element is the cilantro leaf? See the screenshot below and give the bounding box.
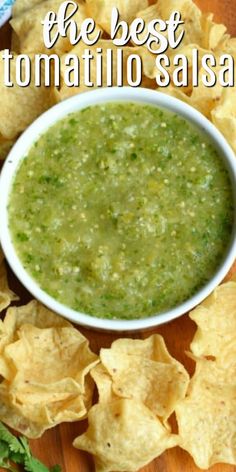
[9,450,25,464]
[18,436,31,458]
[0,440,9,459]
[0,423,62,472]
[0,441,18,472]
[24,455,53,472]
[0,422,25,455]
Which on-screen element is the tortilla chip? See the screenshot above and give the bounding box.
[211,88,236,153]
[176,358,236,469]
[73,398,178,472]
[161,48,226,117]
[12,0,45,17]
[0,300,72,379]
[4,299,71,331]
[85,0,148,35]
[190,64,225,118]
[190,280,236,359]
[0,250,18,313]
[91,363,118,404]
[218,37,236,55]
[11,31,20,54]
[135,47,157,82]
[153,0,202,50]
[0,52,54,140]
[10,0,90,55]
[201,13,227,50]
[0,301,98,437]
[161,84,192,104]
[97,335,189,422]
[173,46,223,109]
[134,4,169,55]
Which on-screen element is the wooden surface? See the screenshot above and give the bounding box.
[0,1,236,471]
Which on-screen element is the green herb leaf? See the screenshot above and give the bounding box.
[9,450,25,464]
[0,422,25,455]
[24,456,51,472]
[0,440,9,459]
[24,455,61,472]
[0,441,18,472]
[18,436,31,458]
[0,423,62,472]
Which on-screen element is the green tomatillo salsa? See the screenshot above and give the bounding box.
[8,102,234,319]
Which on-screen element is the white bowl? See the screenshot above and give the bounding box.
[0,87,236,331]
[0,0,14,27]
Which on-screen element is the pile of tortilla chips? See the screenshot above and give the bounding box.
[0,300,98,438]
[175,279,236,469]
[72,278,236,471]
[0,287,235,469]
[0,0,236,158]
[73,335,189,471]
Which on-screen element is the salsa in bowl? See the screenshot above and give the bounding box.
[0,88,236,331]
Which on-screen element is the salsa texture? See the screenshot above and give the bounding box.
[9,103,233,319]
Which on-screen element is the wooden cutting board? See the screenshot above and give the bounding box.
[0,1,236,471]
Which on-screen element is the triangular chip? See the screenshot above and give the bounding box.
[176,358,236,469]
[190,280,236,359]
[98,335,189,422]
[0,302,98,437]
[74,398,178,472]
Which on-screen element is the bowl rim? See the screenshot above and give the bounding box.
[0,86,236,331]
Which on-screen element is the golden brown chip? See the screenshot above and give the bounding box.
[137,47,157,79]
[4,299,71,331]
[0,301,98,437]
[161,84,192,104]
[161,47,228,117]
[12,0,45,17]
[11,0,101,55]
[99,334,176,363]
[211,88,236,153]
[0,250,18,313]
[97,335,189,422]
[176,358,236,469]
[11,31,21,54]
[91,363,117,404]
[201,13,227,50]
[135,0,202,69]
[189,64,225,118]
[0,52,54,140]
[0,300,72,379]
[152,0,202,50]
[85,0,148,35]
[134,4,169,55]
[73,398,178,472]
[218,36,236,55]
[172,45,223,109]
[190,280,236,359]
